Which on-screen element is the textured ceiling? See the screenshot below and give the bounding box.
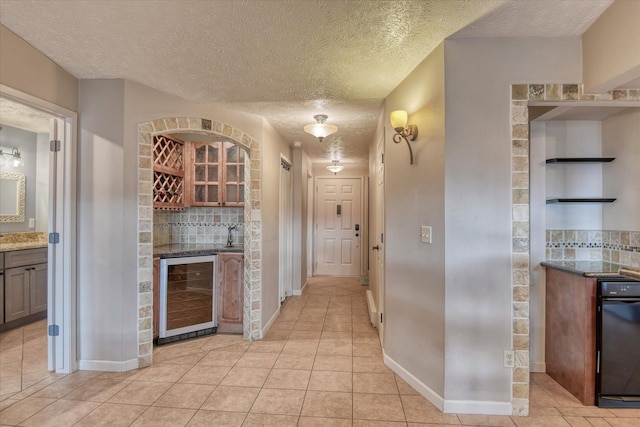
[0,0,612,167]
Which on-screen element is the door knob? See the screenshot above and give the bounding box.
[372,245,380,250]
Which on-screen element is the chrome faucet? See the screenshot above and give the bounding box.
[227,225,237,247]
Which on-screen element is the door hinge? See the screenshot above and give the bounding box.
[48,325,60,336]
[380,313,383,323]
[49,232,60,244]
[381,153,384,164]
[381,233,384,244]
[50,139,61,152]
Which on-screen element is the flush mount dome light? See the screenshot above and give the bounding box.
[304,114,338,142]
[326,160,344,175]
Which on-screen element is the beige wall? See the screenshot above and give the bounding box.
[582,0,640,93]
[0,25,78,111]
[602,109,640,230]
[383,42,447,397]
[292,148,312,292]
[260,118,293,327]
[444,37,581,409]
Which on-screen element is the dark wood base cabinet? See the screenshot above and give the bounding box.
[545,267,597,405]
[217,253,244,334]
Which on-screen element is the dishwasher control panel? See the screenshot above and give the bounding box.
[600,281,640,297]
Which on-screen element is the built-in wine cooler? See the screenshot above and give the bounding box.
[159,255,217,344]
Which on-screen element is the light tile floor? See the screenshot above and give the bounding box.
[1,276,640,426]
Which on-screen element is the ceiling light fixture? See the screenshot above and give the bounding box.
[390,110,419,165]
[304,114,338,142]
[326,160,344,175]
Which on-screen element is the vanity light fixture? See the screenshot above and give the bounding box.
[304,114,338,142]
[326,160,344,175]
[390,110,418,164]
[0,147,23,168]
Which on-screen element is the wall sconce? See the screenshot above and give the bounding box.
[390,110,418,164]
[304,114,338,142]
[0,147,23,168]
[326,160,344,175]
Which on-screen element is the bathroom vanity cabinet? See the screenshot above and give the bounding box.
[1,247,48,328]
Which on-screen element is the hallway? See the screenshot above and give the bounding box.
[1,277,639,426]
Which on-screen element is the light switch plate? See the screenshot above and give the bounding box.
[420,226,432,244]
[29,218,36,228]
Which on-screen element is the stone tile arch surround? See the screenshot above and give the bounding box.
[136,117,263,368]
[509,85,640,415]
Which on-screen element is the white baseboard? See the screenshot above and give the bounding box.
[292,278,310,296]
[78,358,138,372]
[383,351,445,411]
[530,361,546,372]
[384,351,513,415]
[260,307,281,339]
[365,289,377,327]
[443,400,513,415]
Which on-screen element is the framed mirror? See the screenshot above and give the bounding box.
[0,171,26,223]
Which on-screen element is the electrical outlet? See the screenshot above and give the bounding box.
[504,350,515,368]
[420,226,432,244]
[28,218,35,228]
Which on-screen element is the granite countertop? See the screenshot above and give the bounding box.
[541,260,640,279]
[0,242,48,252]
[0,232,49,253]
[153,243,244,258]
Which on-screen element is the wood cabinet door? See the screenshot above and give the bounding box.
[217,253,244,333]
[4,267,30,322]
[186,142,223,206]
[0,272,4,324]
[153,257,160,339]
[29,264,48,314]
[222,142,246,207]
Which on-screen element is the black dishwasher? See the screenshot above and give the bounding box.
[597,280,640,407]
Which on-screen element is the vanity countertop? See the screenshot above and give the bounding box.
[153,243,244,258]
[0,232,48,253]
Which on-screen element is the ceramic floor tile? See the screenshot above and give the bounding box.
[153,383,215,409]
[250,388,306,415]
[560,416,592,427]
[263,368,311,390]
[317,340,353,356]
[200,385,259,412]
[128,362,191,383]
[457,413,516,426]
[300,390,352,419]
[353,393,405,422]
[274,353,316,370]
[130,406,196,426]
[511,415,572,426]
[235,351,279,369]
[400,395,459,424]
[178,364,231,385]
[353,356,393,374]
[394,376,419,396]
[308,370,353,392]
[185,409,246,426]
[281,340,319,355]
[246,340,286,353]
[355,421,408,427]
[241,412,299,426]
[353,372,399,394]
[197,351,244,366]
[60,378,129,402]
[293,321,325,332]
[313,355,353,372]
[602,419,640,427]
[288,330,323,341]
[20,398,100,427]
[108,380,172,406]
[73,402,148,427]
[220,366,270,387]
[298,416,353,426]
[0,397,57,425]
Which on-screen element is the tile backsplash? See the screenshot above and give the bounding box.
[154,207,244,246]
[546,229,640,268]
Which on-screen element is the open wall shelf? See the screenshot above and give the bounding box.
[545,157,615,164]
[546,198,616,204]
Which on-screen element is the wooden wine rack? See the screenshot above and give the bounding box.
[153,135,185,210]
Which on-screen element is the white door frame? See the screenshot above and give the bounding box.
[313,176,364,277]
[279,156,293,302]
[374,135,385,343]
[1,85,78,373]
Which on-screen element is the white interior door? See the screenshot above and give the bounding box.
[374,136,385,342]
[279,158,292,302]
[315,177,362,276]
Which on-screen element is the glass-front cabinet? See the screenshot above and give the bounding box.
[185,141,245,207]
